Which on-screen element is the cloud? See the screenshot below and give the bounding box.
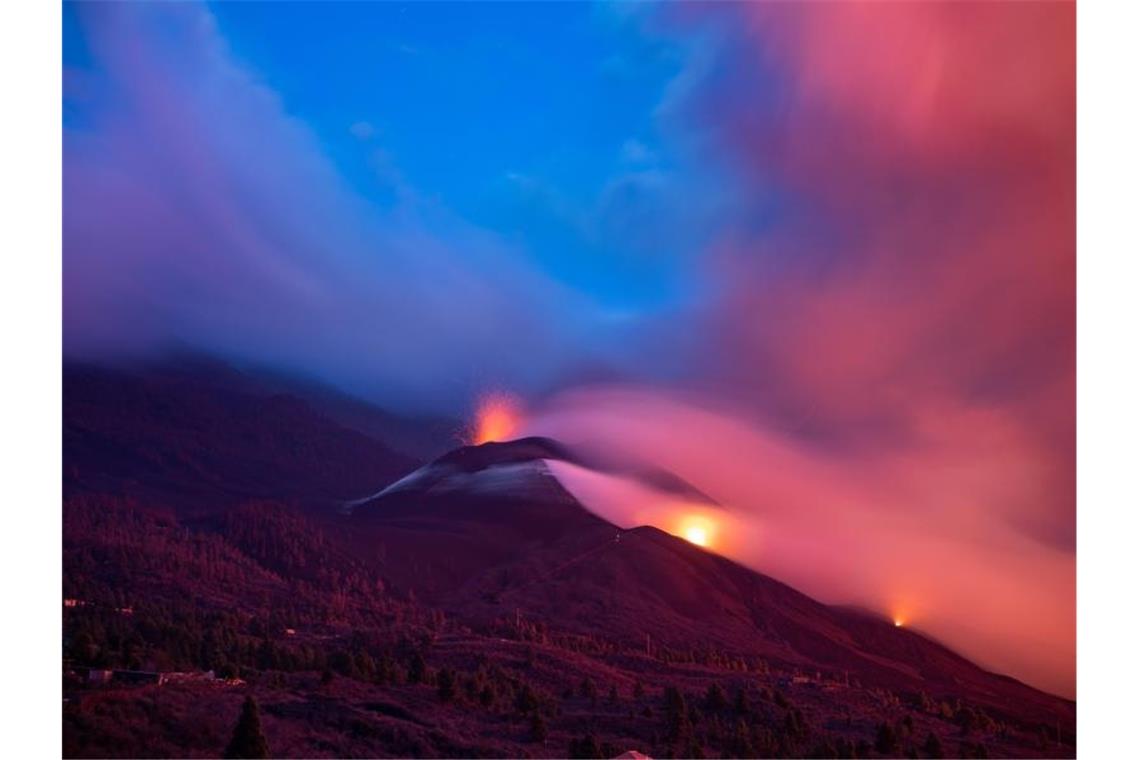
[528,385,1075,699]
[619,138,656,166]
[349,120,376,140]
[62,2,602,411]
[526,1,1075,696]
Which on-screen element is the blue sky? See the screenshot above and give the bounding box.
[61,0,750,406]
[198,1,717,307]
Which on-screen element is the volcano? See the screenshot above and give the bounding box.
[62,363,1075,757]
[350,437,1074,733]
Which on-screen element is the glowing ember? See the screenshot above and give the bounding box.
[471,392,523,444]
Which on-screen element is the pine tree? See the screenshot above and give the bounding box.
[923,731,944,759]
[569,733,602,759]
[734,686,751,715]
[875,722,898,755]
[704,683,728,712]
[224,696,270,759]
[664,685,691,744]
[530,711,548,743]
[408,651,426,684]
[438,668,456,702]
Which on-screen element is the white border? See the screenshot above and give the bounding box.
[0,1,62,757]
[1077,0,1140,756]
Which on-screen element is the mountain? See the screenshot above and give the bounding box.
[62,360,1075,758]
[350,438,1075,734]
[63,359,420,515]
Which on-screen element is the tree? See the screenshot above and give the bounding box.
[733,687,751,716]
[224,696,270,759]
[438,668,457,702]
[516,682,540,714]
[958,741,989,759]
[407,652,426,684]
[923,731,944,759]
[784,708,808,741]
[704,683,728,712]
[530,712,548,743]
[875,722,898,755]
[580,677,598,703]
[808,740,838,759]
[664,685,691,744]
[569,733,602,759]
[956,706,979,734]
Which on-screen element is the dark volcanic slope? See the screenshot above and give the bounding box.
[350,438,610,597]
[64,360,418,514]
[352,438,1074,732]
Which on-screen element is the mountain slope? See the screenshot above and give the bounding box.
[351,438,1074,733]
[62,364,1075,757]
[63,360,419,515]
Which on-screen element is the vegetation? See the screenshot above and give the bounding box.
[224,696,270,759]
[61,492,1071,759]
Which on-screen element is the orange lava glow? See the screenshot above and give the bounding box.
[675,514,717,549]
[684,525,709,547]
[471,392,523,444]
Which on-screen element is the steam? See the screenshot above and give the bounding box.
[526,386,1075,698]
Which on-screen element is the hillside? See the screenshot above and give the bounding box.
[351,440,1075,737]
[62,360,1075,758]
[63,360,419,515]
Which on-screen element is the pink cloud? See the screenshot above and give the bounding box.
[529,1,1075,696]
